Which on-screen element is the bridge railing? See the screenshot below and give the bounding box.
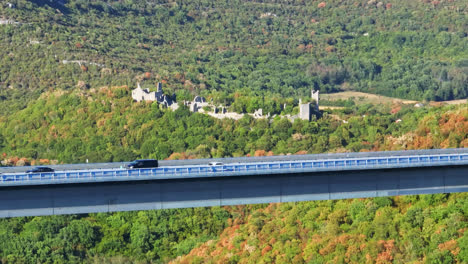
[1,153,467,186]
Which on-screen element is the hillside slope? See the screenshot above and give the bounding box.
[172,194,468,264]
[0,87,466,163]
[1,0,467,114]
[1,194,466,263]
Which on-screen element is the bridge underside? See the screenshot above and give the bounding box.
[1,166,467,218]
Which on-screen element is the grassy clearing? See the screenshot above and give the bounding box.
[321,91,418,105]
[321,91,468,106]
[443,99,468,105]
[319,106,345,110]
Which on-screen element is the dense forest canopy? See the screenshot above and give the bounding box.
[1,194,467,263]
[0,0,467,114]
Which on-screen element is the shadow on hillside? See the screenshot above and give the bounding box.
[28,0,70,15]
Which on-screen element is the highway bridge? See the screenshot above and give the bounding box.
[0,148,467,218]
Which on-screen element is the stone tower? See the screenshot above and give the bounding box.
[156,82,163,93]
[298,99,311,121]
[311,90,319,111]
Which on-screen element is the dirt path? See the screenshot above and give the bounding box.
[321,91,467,106]
[321,91,418,105]
[442,99,467,105]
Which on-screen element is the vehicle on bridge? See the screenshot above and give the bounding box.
[26,167,54,173]
[127,159,159,169]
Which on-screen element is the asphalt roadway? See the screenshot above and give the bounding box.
[0,148,466,174]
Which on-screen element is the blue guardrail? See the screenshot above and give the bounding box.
[1,153,467,187]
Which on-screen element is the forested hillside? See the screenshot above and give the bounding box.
[0,86,466,163]
[173,194,468,264]
[0,206,236,263]
[0,194,466,263]
[0,90,466,263]
[0,1,467,263]
[1,0,468,115]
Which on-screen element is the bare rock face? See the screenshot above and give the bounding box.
[15,159,26,167]
[76,80,87,89]
[101,68,112,75]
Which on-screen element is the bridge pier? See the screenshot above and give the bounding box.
[0,166,467,218]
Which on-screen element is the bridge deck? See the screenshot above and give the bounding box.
[1,152,467,187]
[0,165,467,218]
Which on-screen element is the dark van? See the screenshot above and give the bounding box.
[127,159,159,169]
[26,167,55,173]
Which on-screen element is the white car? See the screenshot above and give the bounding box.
[208,162,223,166]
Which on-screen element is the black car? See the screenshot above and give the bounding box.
[127,159,159,169]
[26,167,55,173]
